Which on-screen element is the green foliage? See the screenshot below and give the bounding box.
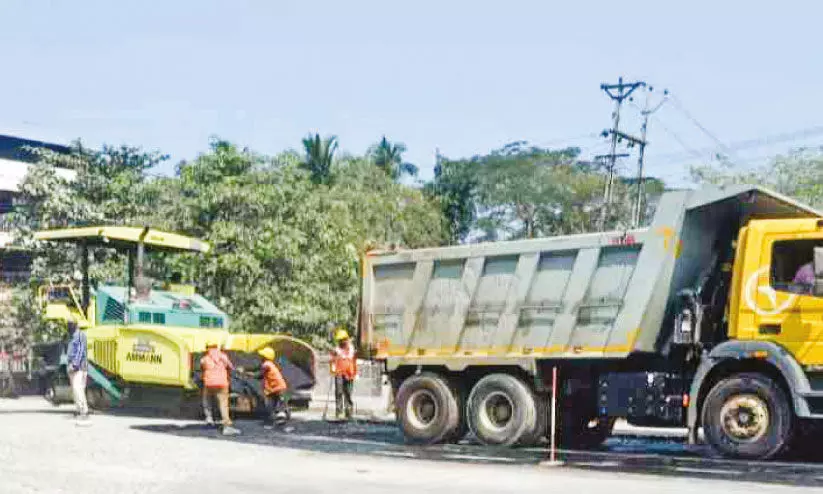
[301,133,338,185]
[368,136,418,180]
[475,143,582,239]
[333,157,446,250]
[13,136,446,341]
[425,142,663,242]
[425,158,479,244]
[691,149,823,209]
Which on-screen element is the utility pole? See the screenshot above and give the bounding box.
[598,77,646,230]
[632,87,668,227]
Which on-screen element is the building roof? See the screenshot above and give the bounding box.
[0,133,72,162]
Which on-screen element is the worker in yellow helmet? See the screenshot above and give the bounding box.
[330,327,356,420]
[250,347,288,429]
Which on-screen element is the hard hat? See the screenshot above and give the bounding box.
[205,339,219,348]
[258,347,276,361]
[334,328,349,342]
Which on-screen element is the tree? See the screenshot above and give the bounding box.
[425,142,665,243]
[474,143,582,240]
[691,149,823,209]
[332,157,446,250]
[368,136,418,180]
[301,133,338,185]
[11,142,166,342]
[425,157,479,244]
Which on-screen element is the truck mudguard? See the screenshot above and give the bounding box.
[687,340,812,442]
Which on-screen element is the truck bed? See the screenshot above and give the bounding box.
[359,186,821,369]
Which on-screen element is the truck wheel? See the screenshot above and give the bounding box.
[702,373,793,460]
[396,373,460,445]
[467,373,536,446]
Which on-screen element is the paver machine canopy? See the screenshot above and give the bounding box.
[35,226,210,319]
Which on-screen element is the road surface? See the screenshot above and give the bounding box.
[0,397,821,493]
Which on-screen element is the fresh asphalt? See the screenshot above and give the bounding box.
[130,408,823,488]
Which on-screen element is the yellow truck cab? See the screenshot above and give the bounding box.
[728,218,823,365]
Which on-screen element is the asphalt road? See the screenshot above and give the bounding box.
[2,397,823,494]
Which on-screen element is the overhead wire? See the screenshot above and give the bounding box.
[650,124,823,165]
[667,94,739,164]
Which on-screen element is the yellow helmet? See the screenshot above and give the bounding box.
[205,339,220,348]
[334,328,350,342]
[258,347,276,361]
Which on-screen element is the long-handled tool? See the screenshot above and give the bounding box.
[321,373,334,421]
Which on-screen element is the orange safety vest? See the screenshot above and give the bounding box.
[261,360,287,396]
[200,349,233,389]
[331,344,357,380]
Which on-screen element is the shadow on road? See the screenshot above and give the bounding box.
[131,417,823,488]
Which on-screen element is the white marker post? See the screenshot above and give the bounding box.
[541,365,563,467]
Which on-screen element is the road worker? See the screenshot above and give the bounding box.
[331,328,356,420]
[66,319,90,426]
[200,340,241,436]
[249,347,288,429]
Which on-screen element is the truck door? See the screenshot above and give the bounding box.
[758,236,823,365]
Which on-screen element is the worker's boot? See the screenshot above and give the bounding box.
[204,411,215,427]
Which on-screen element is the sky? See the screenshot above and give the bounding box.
[1,1,822,186]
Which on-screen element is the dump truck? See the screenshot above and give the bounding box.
[34,226,317,415]
[359,185,823,460]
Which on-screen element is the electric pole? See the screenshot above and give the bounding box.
[598,77,646,230]
[632,87,668,227]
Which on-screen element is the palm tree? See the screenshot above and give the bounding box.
[369,136,418,181]
[301,133,338,185]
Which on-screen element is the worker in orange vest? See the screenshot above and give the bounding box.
[249,347,288,429]
[331,328,357,420]
[200,340,241,436]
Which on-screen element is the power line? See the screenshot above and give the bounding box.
[628,100,703,161]
[667,94,739,164]
[650,124,823,165]
[648,114,705,160]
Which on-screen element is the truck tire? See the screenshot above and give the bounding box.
[396,373,460,445]
[519,394,548,446]
[702,373,793,460]
[467,373,537,446]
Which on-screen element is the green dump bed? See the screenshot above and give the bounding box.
[359,186,821,369]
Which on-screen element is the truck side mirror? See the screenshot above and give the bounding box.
[814,247,823,296]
